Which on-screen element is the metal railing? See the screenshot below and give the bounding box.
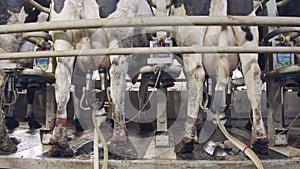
[0,46,300,60]
[0,16,300,34]
[1,15,300,60]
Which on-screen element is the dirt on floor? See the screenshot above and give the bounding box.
[2,120,299,162]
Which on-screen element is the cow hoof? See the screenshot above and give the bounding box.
[74,119,84,133]
[5,117,19,131]
[109,136,138,159]
[0,130,17,153]
[48,144,74,157]
[0,141,17,154]
[48,126,74,157]
[48,137,74,157]
[0,134,17,154]
[174,136,194,154]
[251,138,269,155]
[28,119,42,130]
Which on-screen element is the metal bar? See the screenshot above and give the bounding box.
[1,16,300,34]
[1,46,300,60]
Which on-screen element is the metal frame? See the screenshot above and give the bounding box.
[0,13,299,164]
[1,16,300,34]
[0,16,299,60]
[1,46,300,60]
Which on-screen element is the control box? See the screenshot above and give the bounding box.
[33,47,55,73]
[273,41,294,69]
[148,31,173,65]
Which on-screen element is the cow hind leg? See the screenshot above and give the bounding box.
[239,52,268,154]
[0,116,17,153]
[234,24,268,154]
[175,53,205,154]
[48,33,75,157]
[49,56,75,157]
[109,55,137,158]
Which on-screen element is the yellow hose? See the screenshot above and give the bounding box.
[92,108,108,169]
[216,111,264,169]
[80,90,91,111]
[3,90,18,106]
[25,0,50,13]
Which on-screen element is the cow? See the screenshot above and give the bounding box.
[0,0,33,153]
[0,0,52,153]
[0,70,17,153]
[2,0,51,131]
[49,0,268,157]
[174,0,269,155]
[48,0,197,157]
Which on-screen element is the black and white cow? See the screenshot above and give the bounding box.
[49,0,199,157]
[0,0,30,153]
[174,0,268,155]
[0,0,50,153]
[3,0,51,131]
[49,0,268,157]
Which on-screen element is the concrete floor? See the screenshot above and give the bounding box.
[1,84,300,168]
[0,120,300,169]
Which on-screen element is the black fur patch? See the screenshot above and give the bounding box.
[173,0,183,8]
[97,0,119,18]
[177,0,253,16]
[179,0,211,16]
[0,6,10,25]
[241,26,253,41]
[227,0,253,16]
[35,0,50,8]
[53,0,65,14]
[0,0,27,25]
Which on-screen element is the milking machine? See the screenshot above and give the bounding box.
[93,67,109,169]
[258,0,300,147]
[0,62,22,130]
[198,76,230,145]
[263,27,300,146]
[142,29,181,159]
[17,32,56,143]
[140,25,182,161]
[197,74,264,167]
[137,0,181,160]
[78,67,109,169]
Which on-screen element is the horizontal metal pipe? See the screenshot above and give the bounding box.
[0,46,300,60]
[1,16,300,34]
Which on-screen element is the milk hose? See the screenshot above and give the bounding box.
[92,91,108,169]
[216,110,264,169]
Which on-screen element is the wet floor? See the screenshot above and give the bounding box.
[3,121,299,160]
[1,120,300,169]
